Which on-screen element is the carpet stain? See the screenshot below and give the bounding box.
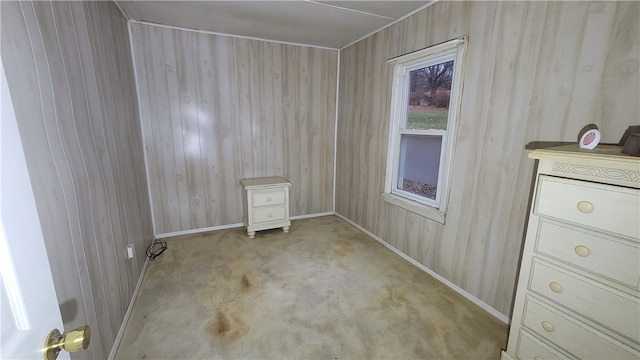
[381,285,410,309]
[240,274,252,291]
[216,311,231,334]
[208,311,249,342]
[333,241,353,257]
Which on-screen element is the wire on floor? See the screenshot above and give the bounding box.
[146,239,167,260]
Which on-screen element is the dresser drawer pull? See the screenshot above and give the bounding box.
[541,321,554,332]
[576,201,593,213]
[267,197,272,202]
[549,282,563,293]
[574,245,591,257]
[267,213,272,218]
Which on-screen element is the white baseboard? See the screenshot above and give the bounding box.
[108,256,150,360]
[334,212,510,324]
[290,211,334,220]
[155,212,336,239]
[155,223,244,239]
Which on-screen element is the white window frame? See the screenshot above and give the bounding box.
[383,37,466,224]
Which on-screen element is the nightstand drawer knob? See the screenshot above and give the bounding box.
[577,201,593,213]
[541,321,554,332]
[267,197,272,202]
[267,213,272,218]
[549,282,563,293]
[574,245,591,257]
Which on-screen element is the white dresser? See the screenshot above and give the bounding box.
[240,177,291,238]
[502,145,640,360]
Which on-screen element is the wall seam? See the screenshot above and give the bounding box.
[332,49,340,213]
[127,21,158,238]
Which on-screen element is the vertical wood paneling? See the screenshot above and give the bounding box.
[1,1,153,358]
[336,1,639,316]
[131,24,337,235]
[600,2,640,141]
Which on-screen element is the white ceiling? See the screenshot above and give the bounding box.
[115,1,433,49]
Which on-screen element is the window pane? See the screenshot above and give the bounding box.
[397,135,442,200]
[406,60,454,130]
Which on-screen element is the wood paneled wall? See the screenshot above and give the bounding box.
[130,23,337,235]
[336,1,639,317]
[1,1,153,358]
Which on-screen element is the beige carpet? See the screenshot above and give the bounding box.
[115,216,507,359]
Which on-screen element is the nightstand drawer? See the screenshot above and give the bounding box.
[252,206,286,224]
[536,220,640,289]
[522,297,638,359]
[529,260,639,340]
[252,189,286,207]
[535,175,640,239]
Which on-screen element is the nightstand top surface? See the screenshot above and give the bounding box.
[240,177,291,189]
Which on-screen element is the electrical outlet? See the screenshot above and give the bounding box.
[126,244,135,259]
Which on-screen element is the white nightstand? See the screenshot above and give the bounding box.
[240,177,292,238]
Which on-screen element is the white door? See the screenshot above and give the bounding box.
[0,62,70,359]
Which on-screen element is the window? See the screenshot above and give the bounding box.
[384,38,466,223]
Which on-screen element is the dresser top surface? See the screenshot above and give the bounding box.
[529,145,640,188]
[530,144,640,164]
[240,177,291,189]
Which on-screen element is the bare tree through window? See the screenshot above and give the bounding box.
[386,38,465,217]
[401,60,454,199]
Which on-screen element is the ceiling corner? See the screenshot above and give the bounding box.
[114,1,142,21]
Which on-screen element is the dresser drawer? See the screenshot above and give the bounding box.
[529,260,640,340]
[516,330,564,360]
[522,297,638,359]
[534,175,640,239]
[252,189,286,207]
[536,220,640,289]
[252,205,286,224]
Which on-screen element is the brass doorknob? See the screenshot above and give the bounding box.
[44,325,91,360]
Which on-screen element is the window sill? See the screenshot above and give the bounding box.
[382,193,445,224]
